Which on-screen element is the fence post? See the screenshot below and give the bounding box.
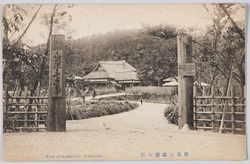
[243,85,246,134]
[243,85,246,97]
[24,86,28,131]
[231,85,235,134]
[3,85,8,130]
[17,86,22,108]
[177,34,194,129]
[193,85,197,129]
[202,86,206,130]
[211,86,215,131]
[202,87,206,97]
[36,83,40,131]
[219,61,234,133]
[48,35,66,132]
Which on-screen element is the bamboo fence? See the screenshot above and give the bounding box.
[3,85,48,132]
[193,86,246,134]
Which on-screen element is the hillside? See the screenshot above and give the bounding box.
[65,29,177,86]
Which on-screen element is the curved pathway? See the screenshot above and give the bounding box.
[3,102,246,161]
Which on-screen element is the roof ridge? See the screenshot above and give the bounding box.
[99,60,125,63]
[115,69,134,72]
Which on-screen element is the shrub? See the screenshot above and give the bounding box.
[67,101,139,120]
[100,93,177,104]
[164,104,179,125]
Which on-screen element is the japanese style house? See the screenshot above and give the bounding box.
[83,60,140,90]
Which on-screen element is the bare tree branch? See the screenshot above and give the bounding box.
[219,4,245,41]
[14,5,43,45]
[191,39,242,83]
[30,4,57,96]
[44,4,58,57]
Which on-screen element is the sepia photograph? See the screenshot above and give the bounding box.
[1,1,248,162]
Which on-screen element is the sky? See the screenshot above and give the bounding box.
[4,4,245,46]
[1,2,250,164]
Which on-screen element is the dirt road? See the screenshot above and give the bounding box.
[3,102,246,161]
[72,92,126,101]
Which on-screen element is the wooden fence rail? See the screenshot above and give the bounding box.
[193,86,246,134]
[3,86,48,132]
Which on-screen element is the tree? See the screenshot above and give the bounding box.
[3,4,75,97]
[139,25,178,85]
[2,5,43,91]
[200,4,245,95]
[61,27,178,86]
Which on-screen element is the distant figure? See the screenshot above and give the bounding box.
[92,89,97,99]
[140,97,143,105]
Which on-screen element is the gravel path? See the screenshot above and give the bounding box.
[3,102,246,161]
[72,92,126,101]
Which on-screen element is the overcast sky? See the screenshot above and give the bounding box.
[5,4,245,46]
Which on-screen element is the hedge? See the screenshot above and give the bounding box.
[67,101,139,120]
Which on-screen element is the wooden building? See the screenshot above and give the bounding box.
[83,60,140,90]
[163,77,209,87]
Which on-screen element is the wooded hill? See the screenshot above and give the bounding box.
[64,28,177,86]
[3,4,245,96]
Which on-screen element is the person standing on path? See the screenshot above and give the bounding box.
[140,97,143,105]
[93,89,97,99]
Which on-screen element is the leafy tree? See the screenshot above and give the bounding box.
[62,26,178,86]
[197,4,245,95]
[3,4,74,96]
[2,5,43,91]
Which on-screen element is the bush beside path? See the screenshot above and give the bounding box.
[67,101,139,120]
[3,102,246,161]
